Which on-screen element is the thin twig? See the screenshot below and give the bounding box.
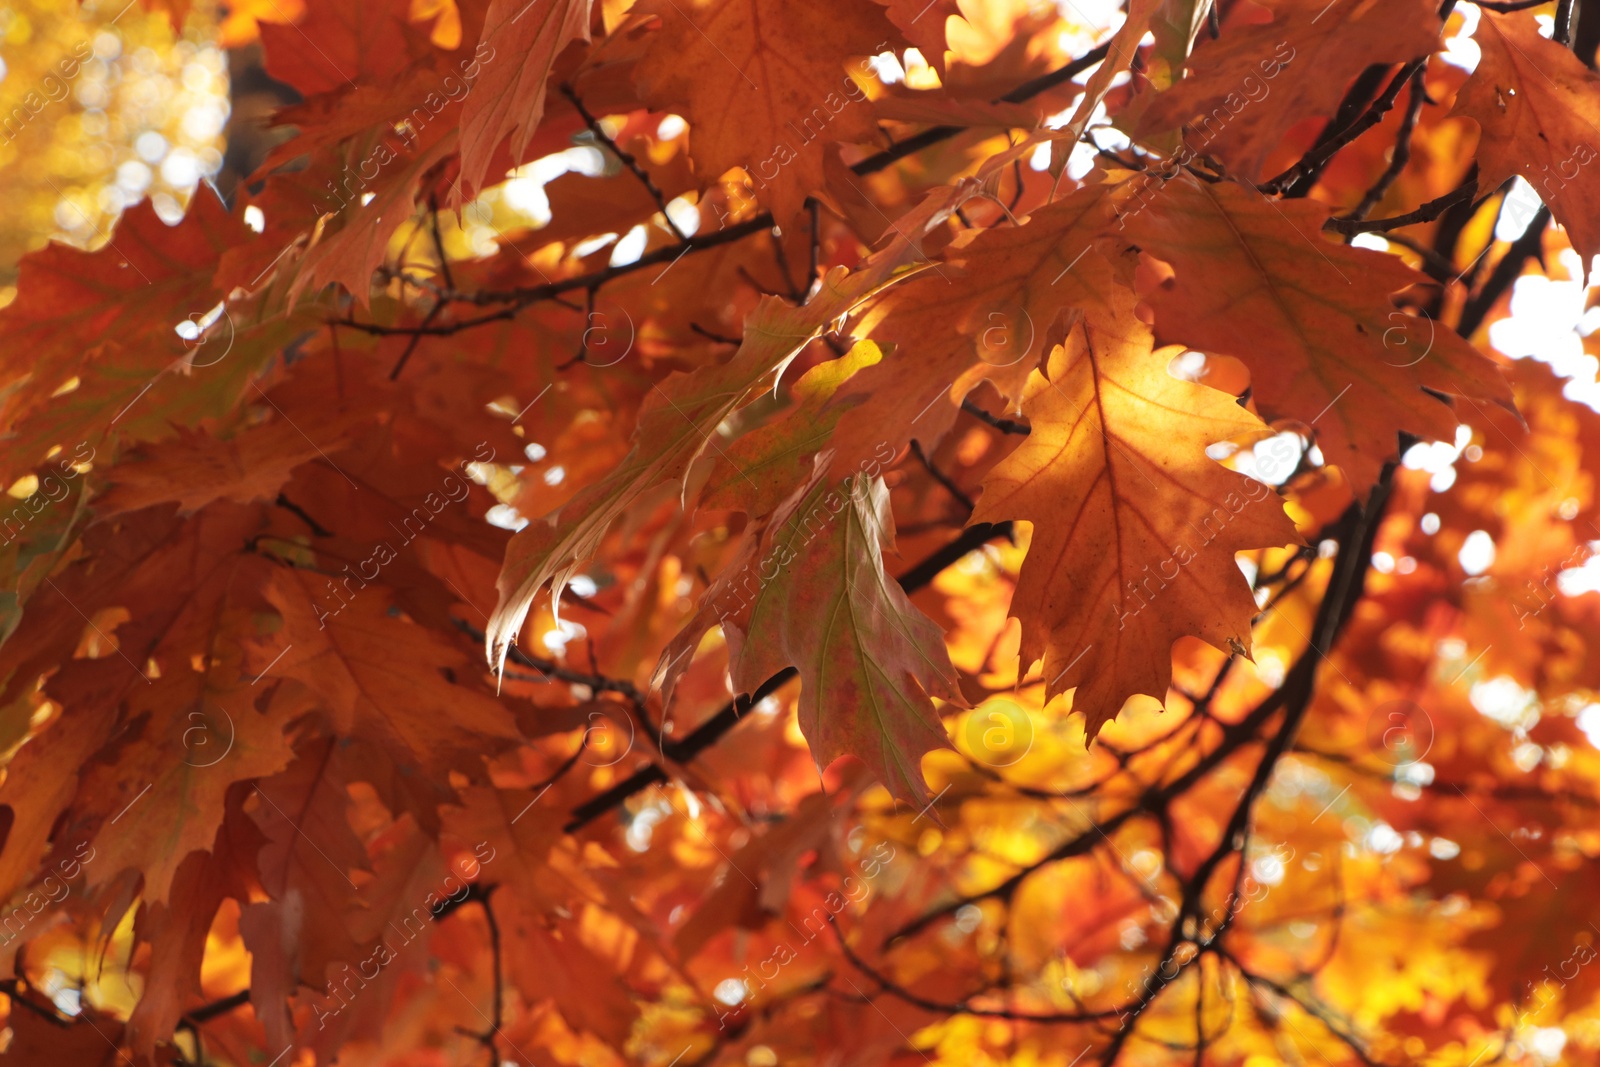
[388,298,443,378]
[827,914,1124,1023]
[1267,60,1425,197]
[1340,67,1428,224]
[1457,204,1549,337]
[561,84,687,241]
[806,197,822,305]
[1325,176,1478,235]
[1555,0,1577,46]
[910,440,975,513]
[336,215,778,336]
[428,193,455,291]
[961,397,1031,435]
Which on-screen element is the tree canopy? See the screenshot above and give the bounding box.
[2,0,1600,1065]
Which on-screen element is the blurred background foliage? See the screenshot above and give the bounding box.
[0,0,240,299]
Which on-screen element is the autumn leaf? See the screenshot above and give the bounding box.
[700,338,886,517]
[253,568,521,773]
[0,188,248,486]
[1122,172,1514,491]
[258,0,421,95]
[96,420,363,517]
[1451,11,1600,273]
[631,0,899,220]
[1137,0,1444,180]
[823,182,1122,471]
[239,740,372,1049]
[123,802,260,1056]
[456,0,593,198]
[724,470,963,804]
[970,285,1299,737]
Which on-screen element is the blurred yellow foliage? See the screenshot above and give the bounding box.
[0,0,229,297]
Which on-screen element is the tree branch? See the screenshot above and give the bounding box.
[1457,204,1549,337]
[1338,66,1429,224]
[851,41,1114,176]
[827,913,1125,1023]
[563,520,1017,831]
[961,397,1031,435]
[1267,60,1425,197]
[562,84,687,241]
[1325,176,1478,235]
[909,440,976,513]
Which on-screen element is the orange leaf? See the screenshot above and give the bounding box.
[970,284,1300,738]
[456,0,593,198]
[723,470,964,804]
[1137,0,1443,180]
[1123,173,1514,491]
[1452,11,1600,273]
[632,0,899,220]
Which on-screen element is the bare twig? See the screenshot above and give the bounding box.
[961,397,1031,435]
[1267,60,1425,197]
[561,84,687,241]
[910,439,976,513]
[1326,176,1478,235]
[1340,67,1429,224]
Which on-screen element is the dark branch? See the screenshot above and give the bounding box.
[561,84,687,241]
[910,440,976,513]
[851,40,1114,176]
[1267,60,1425,197]
[336,215,779,335]
[1457,204,1550,337]
[1339,67,1429,224]
[827,913,1125,1023]
[564,520,1017,831]
[961,397,1031,435]
[1325,176,1478,235]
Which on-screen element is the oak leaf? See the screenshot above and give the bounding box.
[823,182,1122,471]
[1122,172,1513,491]
[970,285,1300,737]
[456,0,594,198]
[1451,11,1600,274]
[96,420,361,517]
[1137,0,1443,180]
[254,568,520,773]
[631,0,898,220]
[0,189,248,486]
[722,470,964,804]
